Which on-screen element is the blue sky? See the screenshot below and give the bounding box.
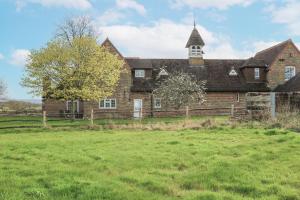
[1,0,300,100]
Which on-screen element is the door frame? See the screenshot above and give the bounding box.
[66,100,80,113]
[133,99,143,118]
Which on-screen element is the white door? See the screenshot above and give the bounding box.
[133,99,143,118]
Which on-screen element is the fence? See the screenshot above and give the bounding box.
[276,92,300,111]
[0,105,247,129]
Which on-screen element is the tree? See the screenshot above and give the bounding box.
[153,72,206,111]
[0,80,6,98]
[56,16,96,46]
[22,16,123,121]
[21,36,123,120]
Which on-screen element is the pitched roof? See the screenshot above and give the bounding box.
[274,73,300,92]
[101,38,124,58]
[254,39,291,66]
[126,58,270,92]
[241,57,267,68]
[185,27,205,48]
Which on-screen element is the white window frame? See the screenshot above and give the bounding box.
[254,68,260,80]
[66,100,79,112]
[99,99,117,109]
[154,98,161,109]
[189,45,202,57]
[135,70,145,78]
[285,66,296,81]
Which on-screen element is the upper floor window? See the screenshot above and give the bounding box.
[99,99,116,109]
[229,67,238,76]
[254,68,260,80]
[135,70,145,78]
[190,45,202,57]
[285,66,296,81]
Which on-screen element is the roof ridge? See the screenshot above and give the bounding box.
[125,58,188,60]
[255,39,291,56]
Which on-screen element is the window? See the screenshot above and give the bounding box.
[190,45,202,57]
[254,68,260,80]
[229,67,238,76]
[135,70,145,78]
[154,98,161,108]
[285,66,296,81]
[66,100,79,112]
[99,99,116,109]
[158,68,168,77]
[236,93,240,102]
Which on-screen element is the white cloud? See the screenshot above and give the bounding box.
[170,0,255,10]
[268,0,300,36]
[15,0,92,11]
[96,9,125,26]
[98,19,253,59]
[116,0,146,15]
[9,49,31,67]
[0,53,4,60]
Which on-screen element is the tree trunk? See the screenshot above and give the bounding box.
[72,100,76,121]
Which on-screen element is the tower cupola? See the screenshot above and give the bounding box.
[186,23,205,66]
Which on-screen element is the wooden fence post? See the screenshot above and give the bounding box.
[231,104,235,117]
[90,109,94,126]
[43,110,47,128]
[270,92,276,119]
[186,106,189,118]
[140,106,143,120]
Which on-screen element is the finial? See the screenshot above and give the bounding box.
[193,13,196,28]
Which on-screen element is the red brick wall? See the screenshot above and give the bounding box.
[242,68,267,83]
[268,42,300,89]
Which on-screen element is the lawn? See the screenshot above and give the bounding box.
[0,121,299,200]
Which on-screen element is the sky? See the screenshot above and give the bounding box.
[0,0,300,100]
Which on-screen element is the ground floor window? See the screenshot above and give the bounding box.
[66,100,79,112]
[100,99,116,109]
[154,98,161,108]
[236,93,240,102]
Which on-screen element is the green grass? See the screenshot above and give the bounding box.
[0,124,299,199]
[0,116,227,134]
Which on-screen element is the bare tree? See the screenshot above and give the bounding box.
[56,16,96,46]
[0,80,6,98]
[154,72,206,110]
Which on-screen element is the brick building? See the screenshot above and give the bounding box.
[43,25,300,118]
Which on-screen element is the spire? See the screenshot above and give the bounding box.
[185,23,205,48]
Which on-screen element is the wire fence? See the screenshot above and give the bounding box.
[0,105,248,131]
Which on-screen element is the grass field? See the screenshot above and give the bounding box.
[0,116,299,200]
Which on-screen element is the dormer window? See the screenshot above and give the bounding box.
[158,68,168,77]
[255,68,260,80]
[229,67,238,76]
[189,45,202,57]
[135,69,145,78]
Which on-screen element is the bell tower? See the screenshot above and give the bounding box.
[186,22,205,66]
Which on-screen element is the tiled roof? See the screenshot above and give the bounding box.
[241,57,267,68]
[126,58,270,92]
[274,73,300,92]
[185,27,205,48]
[254,39,291,66]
